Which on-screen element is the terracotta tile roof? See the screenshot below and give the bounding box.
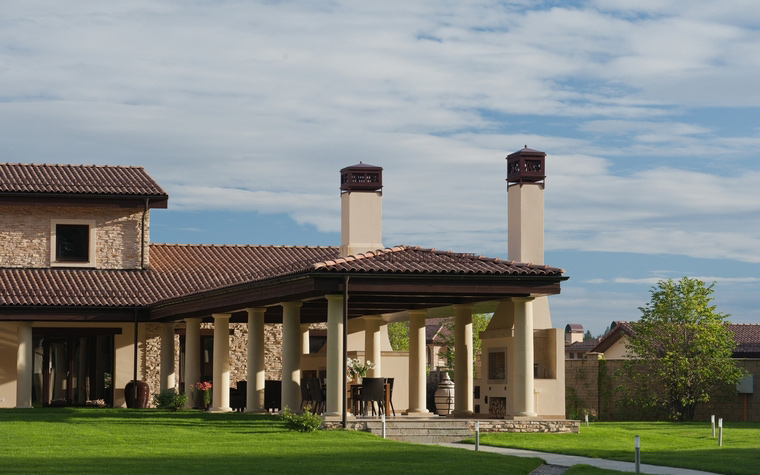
[590,321,760,357]
[729,324,760,357]
[0,244,564,309]
[312,246,565,276]
[426,317,453,343]
[0,163,167,198]
[566,339,601,351]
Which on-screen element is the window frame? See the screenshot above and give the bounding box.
[50,219,97,268]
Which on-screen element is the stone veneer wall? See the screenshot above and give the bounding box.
[0,204,149,269]
[143,320,293,402]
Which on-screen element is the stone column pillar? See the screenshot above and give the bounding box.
[281,301,303,413]
[160,323,176,392]
[452,304,474,417]
[211,313,232,412]
[184,318,201,408]
[364,316,382,377]
[246,308,266,413]
[407,310,429,415]
[16,323,33,408]
[513,297,537,417]
[300,324,310,356]
[325,294,344,416]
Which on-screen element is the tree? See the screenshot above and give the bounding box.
[387,321,409,351]
[440,313,491,377]
[583,330,594,341]
[620,277,743,421]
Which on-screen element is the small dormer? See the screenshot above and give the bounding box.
[506,147,546,187]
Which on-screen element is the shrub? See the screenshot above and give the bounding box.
[153,389,188,412]
[280,406,322,432]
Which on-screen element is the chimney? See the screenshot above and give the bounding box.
[506,146,546,264]
[339,162,383,257]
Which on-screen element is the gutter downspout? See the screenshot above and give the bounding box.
[133,308,139,405]
[342,276,349,429]
[140,198,148,270]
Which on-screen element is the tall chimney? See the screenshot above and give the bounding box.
[506,146,553,329]
[339,162,383,257]
[507,146,546,265]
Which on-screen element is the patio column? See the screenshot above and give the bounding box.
[364,316,382,377]
[300,324,310,355]
[211,313,232,412]
[160,322,176,392]
[325,294,344,416]
[184,318,201,408]
[513,297,537,417]
[16,323,33,408]
[407,310,429,415]
[452,304,474,417]
[281,301,302,413]
[246,308,266,413]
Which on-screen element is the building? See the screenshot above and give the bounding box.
[0,152,567,420]
[564,324,600,360]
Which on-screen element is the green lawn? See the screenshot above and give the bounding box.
[472,421,760,475]
[0,409,543,474]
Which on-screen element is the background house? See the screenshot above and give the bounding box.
[565,320,760,421]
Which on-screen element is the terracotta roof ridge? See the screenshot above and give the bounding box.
[312,246,406,269]
[150,243,338,249]
[2,163,146,170]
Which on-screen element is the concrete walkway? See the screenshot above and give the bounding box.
[437,442,722,475]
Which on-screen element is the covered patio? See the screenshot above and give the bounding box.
[146,244,566,422]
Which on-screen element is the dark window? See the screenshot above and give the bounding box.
[56,224,89,262]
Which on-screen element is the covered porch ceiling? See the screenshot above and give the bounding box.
[148,272,566,324]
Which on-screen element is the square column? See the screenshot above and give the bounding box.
[246,308,266,413]
[407,310,429,415]
[211,313,232,412]
[452,304,474,417]
[16,323,33,408]
[513,297,537,418]
[281,301,303,413]
[184,318,201,408]
[364,316,382,377]
[160,323,176,392]
[325,294,344,416]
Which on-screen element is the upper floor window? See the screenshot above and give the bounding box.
[50,219,96,267]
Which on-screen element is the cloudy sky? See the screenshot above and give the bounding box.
[2,1,758,335]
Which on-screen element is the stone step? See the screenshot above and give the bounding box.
[362,420,473,443]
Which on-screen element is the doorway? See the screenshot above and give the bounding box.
[32,329,117,407]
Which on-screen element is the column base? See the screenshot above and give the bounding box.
[209,406,233,413]
[510,412,538,420]
[244,408,268,414]
[450,409,474,418]
[405,409,435,418]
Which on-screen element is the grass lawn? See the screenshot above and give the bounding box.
[0,409,544,474]
[472,421,760,475]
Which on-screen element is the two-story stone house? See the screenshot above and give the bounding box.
[0,155,568,421]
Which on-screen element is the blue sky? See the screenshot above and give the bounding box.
[1,1,758,336]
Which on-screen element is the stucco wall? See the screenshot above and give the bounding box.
[0,204,149,269]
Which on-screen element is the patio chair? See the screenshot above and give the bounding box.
[360,377,385,417]
[309,377,325,414]
[300,378,313,412]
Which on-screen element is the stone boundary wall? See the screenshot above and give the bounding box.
[565,358,760,422]
[323,419,579,433]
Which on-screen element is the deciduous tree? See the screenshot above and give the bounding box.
[620,277,742,421]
